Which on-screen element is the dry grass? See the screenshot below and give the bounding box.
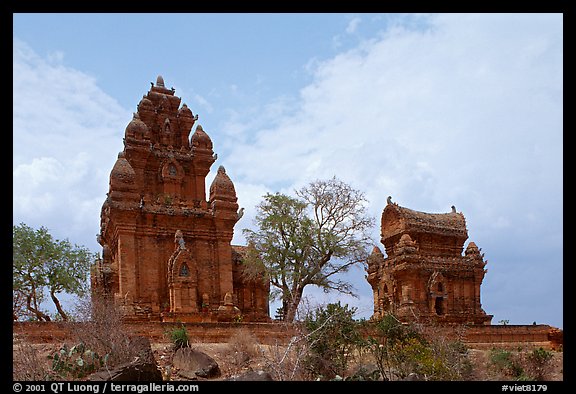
[13,333,54,380]
[14,337,563,382]
[13,301,563,382]
[225,328,261,374]
[70,295,139,368]
[13,295,149,380]
[202,344,564,381]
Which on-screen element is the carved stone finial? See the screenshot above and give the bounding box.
[156,75,165,88]
[396,233,418,255]
[174,230,186,250]
[223,292,233,306]
[465,241,482,258]
[202,293,210,307]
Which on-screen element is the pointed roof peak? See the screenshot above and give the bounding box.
[209,165,237,203]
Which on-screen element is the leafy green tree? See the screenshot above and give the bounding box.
[366,314,472,381]
[303,302,362,379]
[366,314,421,380]
[242,177,375,322]
[13,223,96,321]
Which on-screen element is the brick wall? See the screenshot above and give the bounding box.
[462,324,563,349]
[12,321,295,345]
[13,321,562,349]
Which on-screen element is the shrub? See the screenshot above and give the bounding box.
[226,328,261,373]
[71,294,138,369]
[48,343,104,379]
[525,347,554,381]
[167,324,190,350]
[365,314,423,381]
[302,302,363,380]
[489,348,527,380]
[365,315,472,381]
[15,295,150,381]
[13,335,52,380]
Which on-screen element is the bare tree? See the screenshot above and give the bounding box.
[243,177,375,322]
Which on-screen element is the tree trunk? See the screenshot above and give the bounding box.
[26,294,51,321]
[50,289,68,321]
[284,288,304,322]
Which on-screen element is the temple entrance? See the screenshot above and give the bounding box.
[435,296,444,315]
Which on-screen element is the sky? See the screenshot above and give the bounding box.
[13,13,563,328]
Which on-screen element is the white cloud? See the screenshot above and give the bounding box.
[231,181,273,245]
[193,93,213,113]
[229,13,562,223]
[13,38,130,248]
[345,17,361,35]
[13,157,63,188]
[225,14,563,327]
[13,14,563,327]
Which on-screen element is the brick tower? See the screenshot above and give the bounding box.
[91,76,269,322]
[366,198,492,325]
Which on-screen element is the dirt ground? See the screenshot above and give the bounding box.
[13,338,563,381]
[151,341,564,381]
[465,348,563,382]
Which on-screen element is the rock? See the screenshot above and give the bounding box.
[225,370,274,381]
[176,369,200,380]
[89,336,162,381]
[346,363,382,381]
[173,347,220,379]
[129,336,157,364]
[89,361,163,381]
[402,372,424,381]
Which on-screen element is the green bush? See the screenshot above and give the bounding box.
[489,346,555,381]
[365,314,423,380]
[365,315,472,381]
[489,348,527,380]
[167,324,190,350]
[525,347,554,381]
[303,302,363,380]
[48,343,106,379]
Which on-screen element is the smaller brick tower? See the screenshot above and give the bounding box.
[367,198,492,325]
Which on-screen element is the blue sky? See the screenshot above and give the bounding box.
[13,13,563,328]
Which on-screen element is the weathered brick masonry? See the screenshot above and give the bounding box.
[13,322,562,350]
[367,199,492,325]
[91,76,269,323]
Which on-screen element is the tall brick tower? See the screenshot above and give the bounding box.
[366,198,492,325]
[91,76,269,322]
